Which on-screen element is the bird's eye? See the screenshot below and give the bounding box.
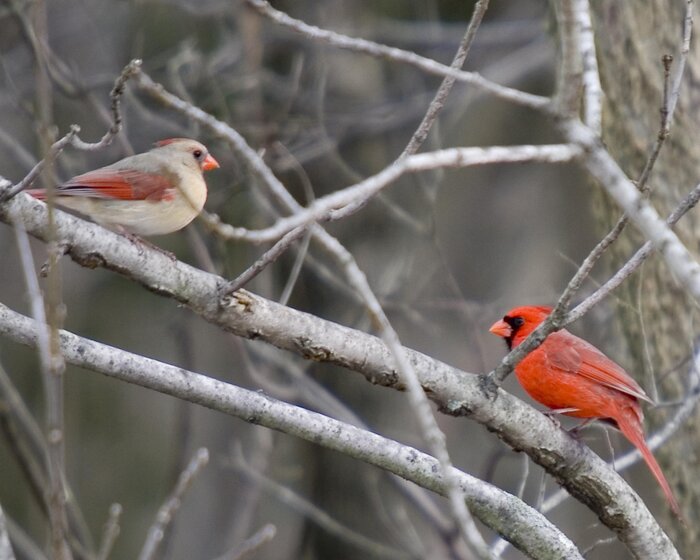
[512,317,525,328]
[193,149,203,159]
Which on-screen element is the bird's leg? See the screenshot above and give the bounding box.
[541,407,580,430]
[116,227,176,261]
[567,417,597,440]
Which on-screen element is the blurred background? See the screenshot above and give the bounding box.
[0,1,651,558]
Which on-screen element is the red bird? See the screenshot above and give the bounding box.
[489,305,681,519]
[27,138,219,236]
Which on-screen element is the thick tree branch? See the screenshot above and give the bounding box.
[244,0,549,111]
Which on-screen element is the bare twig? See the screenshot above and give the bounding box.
[138,448,209,560]
[639,1,693,192]
[401,0,490,157]
[225,524,276,560]
[96,504,122,560]
[225,225,311,293]
[0,362,93,556]
[326,238,495,559]
[232,455,409,559]
[567,180,700,323]
[332,0,490,221]
[13,217,71,560]
[234,144,581,244]
[70,59,142,151]
[3,59,142,200]
[5,514,45,560]
[666,0,694,126]
[2,126,80,200]
[278,227,312,305]
[244,0,549,111]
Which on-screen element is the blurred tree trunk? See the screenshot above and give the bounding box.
[591,1,700,551]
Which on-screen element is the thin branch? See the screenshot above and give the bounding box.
[232,455,409,559]
[96,504,122,560]
[568,181,700,323]
[2,59,142,200]
[70,59,142,151]
[13,218,71,560]
[138,448,209,560]
[224,524,276,560]
[244,0,550,111]
[224,144,581,245]
[332,0,490,221]
[666,0,694,124]
[0,362,93,556]
[324,236,494,559]
[2,126,80,200]
[638,2,693,192]
[226,225,310,293]
[278,227,312,305]
[401,0,490,157]
[5,514,45,560]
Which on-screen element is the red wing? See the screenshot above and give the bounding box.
[544,331,652,403]
[56,168,175,201]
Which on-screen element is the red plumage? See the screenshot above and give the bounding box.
[29,168,176,201]
[490,305,681,519]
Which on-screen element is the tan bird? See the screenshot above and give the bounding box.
[28,138,219,236]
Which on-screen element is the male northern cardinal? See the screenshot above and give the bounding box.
[489,305,681,519]
[27,138,219,236]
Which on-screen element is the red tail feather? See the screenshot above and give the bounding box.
[617,412,683,521]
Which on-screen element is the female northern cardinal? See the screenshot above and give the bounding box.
[27,138,219,236]
[489,305,682,519]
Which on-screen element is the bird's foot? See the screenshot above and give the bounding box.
[567,418,596,439]
[118,228,177,261]
[541,408,580,431]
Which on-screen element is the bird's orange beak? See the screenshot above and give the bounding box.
[202,154,220,171]
[489,319,512,339]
